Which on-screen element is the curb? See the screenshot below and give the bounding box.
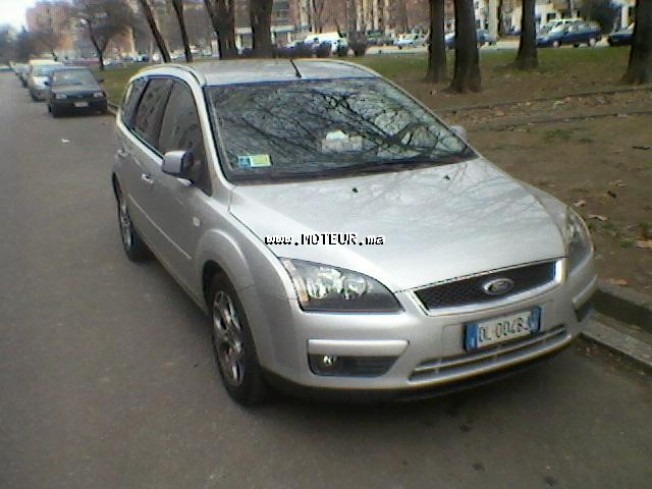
[595,282,652,332]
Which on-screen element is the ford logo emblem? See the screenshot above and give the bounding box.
[482,277,515,296]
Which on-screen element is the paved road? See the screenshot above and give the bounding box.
[1,72,650,489]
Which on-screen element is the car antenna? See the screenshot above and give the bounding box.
[289,59,302,79]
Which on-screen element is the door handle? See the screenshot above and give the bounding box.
[140,173,155,186]
[116,148,128,158]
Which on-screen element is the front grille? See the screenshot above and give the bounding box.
[414,261,557,310]
[410,325,569,382]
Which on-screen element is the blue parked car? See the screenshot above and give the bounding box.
[608,25,634,47]
[536,21,602,48]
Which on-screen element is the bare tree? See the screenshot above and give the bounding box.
[622,0,652,84]
[311,0,327,33]
[426,0,447,82]
[31,26,62,60]
[250,0,274,57]
[514,0,537,70]
[203,0,237,59]
[449,0,481,92]
[136,0,170,63]
[74,0,134,71]
[172,0,192,62]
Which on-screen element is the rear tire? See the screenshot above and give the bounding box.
[115,183,151,262]
[209,273,269,405]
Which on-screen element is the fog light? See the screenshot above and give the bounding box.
[308,354,397,377]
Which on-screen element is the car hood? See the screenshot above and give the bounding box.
[229,158,566,291]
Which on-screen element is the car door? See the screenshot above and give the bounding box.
[148,79,213,289]
[120,77,173,252]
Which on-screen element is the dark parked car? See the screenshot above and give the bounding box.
[46,67,108,117]
[608,25,634,47]
[536,22,602,48]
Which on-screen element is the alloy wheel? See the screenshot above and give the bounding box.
[212,291,246,386]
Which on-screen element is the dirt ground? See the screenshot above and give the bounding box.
[409,83,652,295]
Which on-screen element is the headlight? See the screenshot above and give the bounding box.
[281,259,401,313]
[93,91,105,98]
[564,209,593,271]
[55,93,67,99]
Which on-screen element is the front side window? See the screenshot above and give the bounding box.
[159,81,211,194]
[207,78,473,182]
[132,78,172,150]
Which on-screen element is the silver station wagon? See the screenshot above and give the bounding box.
[112,60,597,404]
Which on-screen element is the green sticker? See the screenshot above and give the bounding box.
[237,154,272,168]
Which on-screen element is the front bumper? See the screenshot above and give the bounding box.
[51,98,107,112]
[243,258,597,397]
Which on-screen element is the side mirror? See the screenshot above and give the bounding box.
[44,80,50,86]
[162,150,194,180]
[97,77,104,83]
[450,125,468,141]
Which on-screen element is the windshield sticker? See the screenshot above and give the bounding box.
[321,130,363,153]
[237,154,272,168]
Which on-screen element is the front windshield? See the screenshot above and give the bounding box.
[33,65,62,76]
[207,78,473,182]
[52,70,98,86]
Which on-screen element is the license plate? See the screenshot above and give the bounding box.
[74,102,89,108]
[465,307,541,352]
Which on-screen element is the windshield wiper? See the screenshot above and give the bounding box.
[332,150,473,176]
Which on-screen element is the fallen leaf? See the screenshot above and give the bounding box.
[609,179,626,187]
[632,145,651,151]
[634,240,652,250]
[573,199,587,208]
[587,214,609,222]
[604,278,629,286]
[607,190,617,199]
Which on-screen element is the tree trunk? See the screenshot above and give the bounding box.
[622,0,652,84]
[514,0,538,70]
[204,0,237,59]
[426,0,447,83]
[449,0,481,93]
[137,0,170,62]
[85,23,105,71]
[250,0,274,57]
[172,0,193,62]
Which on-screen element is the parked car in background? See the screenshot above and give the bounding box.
[46,67,107,117]
[303,32,348,54]
[445,29,496,49]
[394,33,427,49]
[27,60,65,101]
[536,21,602,48]
[112,59,596,405]
[608,25,634,46]
[13,63,30,87]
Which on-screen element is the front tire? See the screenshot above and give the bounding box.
[209,273,268,405]
[115,183,151,262]
[552,40,561,48]
[588,37,597,47]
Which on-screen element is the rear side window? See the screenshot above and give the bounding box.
[121,78,147,127]
[133,78,172,150]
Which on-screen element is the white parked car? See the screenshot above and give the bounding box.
[113,60,597,405]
